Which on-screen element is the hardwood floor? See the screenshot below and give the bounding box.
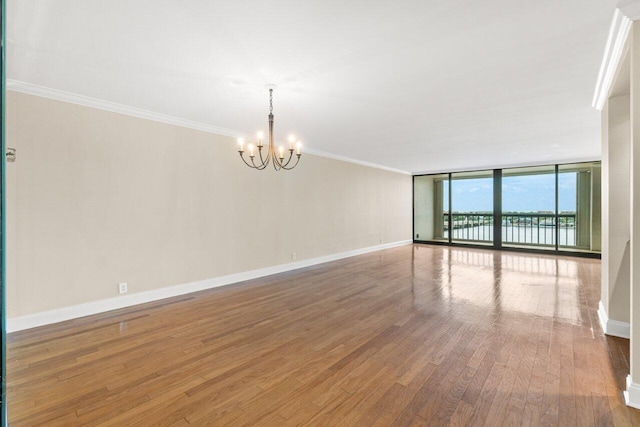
[6,244,639,426]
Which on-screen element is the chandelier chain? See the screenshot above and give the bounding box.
[269,89,273,115]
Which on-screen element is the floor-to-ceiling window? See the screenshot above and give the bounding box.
[502,165,557,250]
[450,170,493,245]
[413,161,601,256]
[558,162,601,253]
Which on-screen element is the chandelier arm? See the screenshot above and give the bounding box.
[272,152,283,171]
[271,148,283,168]
[250,155,268,170]
[258,145,268,165]
[254,161,269,170]
[258,159,270,170]
[239,153,258,169]
[280,150,296,168]
[281,155,301,170]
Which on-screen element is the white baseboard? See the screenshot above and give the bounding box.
[7,240,412,333]
[598,300,631,339]
[625,375,640,409]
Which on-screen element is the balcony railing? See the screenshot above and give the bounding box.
[442,212,577,247]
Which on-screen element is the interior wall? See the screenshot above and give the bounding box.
[602,94,631,324]
[632,21,640,384]
[6,91,412,318]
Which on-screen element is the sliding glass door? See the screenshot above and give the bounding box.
[558,162,601,253]
[413,161,601,256]
[502,165,556,250]
[450,170,493,245]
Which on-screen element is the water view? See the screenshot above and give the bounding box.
[444,224,575,246]
[414,164,600,253]
[442,172,579,247]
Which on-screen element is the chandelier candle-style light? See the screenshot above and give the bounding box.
[237,87,302,171]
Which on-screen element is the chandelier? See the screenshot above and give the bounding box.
[237,87,302,170]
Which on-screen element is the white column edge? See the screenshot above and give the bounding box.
[625,374,640,409]
[593,9,633,110]
[598,300,631,339]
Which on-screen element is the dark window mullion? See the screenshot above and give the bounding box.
[555,164,559,253]
[493,169,502,250]
[448,173,452,245]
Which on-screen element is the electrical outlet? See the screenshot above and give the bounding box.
[416,234,420,238]
[118,282,128,294]
[379,238,383,244]
[291,252,297,261]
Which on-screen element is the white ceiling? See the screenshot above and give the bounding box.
[8,0,615,174]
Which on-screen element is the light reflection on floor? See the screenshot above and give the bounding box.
[410,244,598,324]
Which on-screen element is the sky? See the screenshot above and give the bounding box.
[443,172,577,212]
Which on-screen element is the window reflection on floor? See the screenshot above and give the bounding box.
[411,244,595,324]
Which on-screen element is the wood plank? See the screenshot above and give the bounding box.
[5,244,638,425]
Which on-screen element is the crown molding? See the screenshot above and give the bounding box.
[593,9,632,110]
[6,80,411,176]
[7,80,245,139]
[302,147,411,175]
[618,0,640,20]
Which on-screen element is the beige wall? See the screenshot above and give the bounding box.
[6,91,412,318]
[602,95,630,324]
[632,23,640,383]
